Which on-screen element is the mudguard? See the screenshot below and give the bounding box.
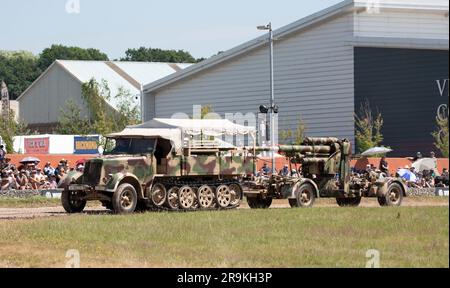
[377,178,408,197]
[105,172,143,196]
[288,178,320,199]
[58,171,83,189]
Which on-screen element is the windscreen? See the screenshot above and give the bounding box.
[105,138,156,155]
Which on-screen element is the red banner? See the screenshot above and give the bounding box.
[24,137,50,154]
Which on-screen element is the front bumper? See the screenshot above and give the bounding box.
[69,184,108,192]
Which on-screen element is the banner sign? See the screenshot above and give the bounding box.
[435,188,449,197]
[24,137,50,154]
[74,136,100,155]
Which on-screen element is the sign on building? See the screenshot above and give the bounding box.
[24,137,50,154]
[74,136,100,154]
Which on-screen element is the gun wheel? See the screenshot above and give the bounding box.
[165,187,180,210]
[378,183,404,207]
[294,183,316,208]
[216,185,232,208]
[197,185,215,209]
[178,186,196,209]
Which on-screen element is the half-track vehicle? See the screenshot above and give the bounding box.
[245,137,407,208]
[60,119,256,214]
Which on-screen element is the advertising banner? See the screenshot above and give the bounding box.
[24,137,50,154]
[74,136,100,155]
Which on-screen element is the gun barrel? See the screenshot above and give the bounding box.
[279,145,332,154]
[303,137,340,146]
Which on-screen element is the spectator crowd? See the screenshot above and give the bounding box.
[0,157,85,191]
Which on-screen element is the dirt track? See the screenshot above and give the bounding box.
[0,198,448,220]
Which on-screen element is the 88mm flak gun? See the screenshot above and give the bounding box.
[244,137,406,208]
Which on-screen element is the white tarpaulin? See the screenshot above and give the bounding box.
[107,118,256,151]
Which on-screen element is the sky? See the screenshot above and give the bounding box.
[2,0,343,59]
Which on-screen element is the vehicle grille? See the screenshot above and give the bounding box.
[82,161,102,185]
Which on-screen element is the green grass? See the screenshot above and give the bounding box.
[0,197,61,208]
[0,207,448,268]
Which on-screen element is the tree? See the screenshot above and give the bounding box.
[432,116,449,158]
[121,47,200,63]
[38,44,109,71]
[355,101,384,154]
[0,109,31,153]
[81,79,140,136]
[56,99,92,135]
[0,51,41,100]
[279,118,307,145]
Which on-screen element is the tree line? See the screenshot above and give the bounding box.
[0,45,205,100]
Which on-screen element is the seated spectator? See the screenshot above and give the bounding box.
[43,162,55,176]
[29,170,40,190]
[1,173,10,191]
[48,175,58,189]
[280,164,290,177]
[16,170,29,190]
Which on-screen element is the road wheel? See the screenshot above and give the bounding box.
[197,185,215,209]
[178,186,195,209]
[336,197,362,207]
[149,183,167,207]
[229,183,243,207]
[294,183,316,208]
[378,183,404,207]
[216,185,232,208]
[62,190,86,213]
[165,187,180,210]
[112,183,138,214]
[247,195,272,209]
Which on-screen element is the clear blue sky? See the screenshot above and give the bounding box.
[2,0,343,59]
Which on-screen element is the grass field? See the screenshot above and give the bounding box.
[0,206,448,268]
[0,197,61,208]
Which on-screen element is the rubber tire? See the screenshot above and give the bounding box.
[112,183,138,214]
[62,190,86,213]
[378,183,404,207]
[247,195,272,209]
[294,183,316,208]
[336,197,362,207]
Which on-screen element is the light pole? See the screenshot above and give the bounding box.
[257,23,276,173]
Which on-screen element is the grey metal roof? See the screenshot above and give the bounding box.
[17,60,193,102]
[143,0,449,93]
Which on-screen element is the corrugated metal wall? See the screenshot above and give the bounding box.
[19,64,87,125]
[354,9,449,40]
[148,13,356,144]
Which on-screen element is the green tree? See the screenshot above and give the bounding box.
[81,79,140,136]
[279,118,307,145]
[0,51,41,99]
[56,99,92,135]
[121,47,199,63]
[38,44,109,71]
[432,116,449,158]
[0,109,31,153]
[355,101,384,154]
